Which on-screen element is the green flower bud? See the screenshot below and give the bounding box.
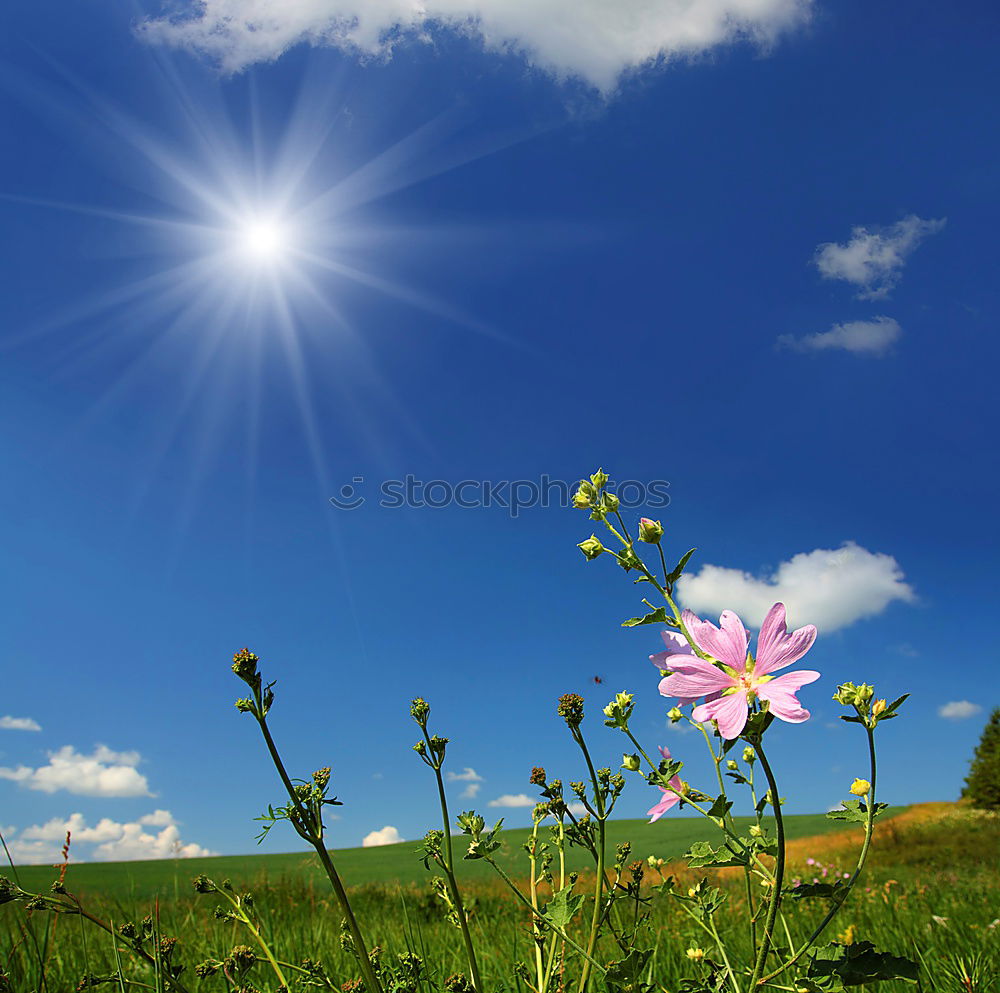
[589,469,609,490]
[622,753,641,772]
[602,492,620,513]
[572,482,597,509]
[231,648,259,684]
[410,698,431,725]
[749,824,763,837]
[577,535,604,560]
[726,759,739,770]
[742,746,756,763]
[638,518,664,544]
[312,767,331,790]
[558,693,585,729]
[668,707,684,723]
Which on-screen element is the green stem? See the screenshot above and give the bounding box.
[255,716,384,993]
[575,732,607,993]
[747,741,785,989]
[759,726,878,986]
[484,857,607,975]
[215,886,289,990]
[528,820,546,993]
[429,754,483,993]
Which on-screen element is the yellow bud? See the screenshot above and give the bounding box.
[872,699,886,717]
[685,948,705,961]
[850,778,871,797]
[687,887,697,898]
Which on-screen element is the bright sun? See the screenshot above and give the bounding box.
[238,217,291,264]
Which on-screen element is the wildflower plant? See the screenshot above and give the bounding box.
[0,466,920,993]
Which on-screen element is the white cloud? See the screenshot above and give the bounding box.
[488,793,536,808]
[778,317,901,357]
[567,802,588,817]
[814,215,945,299]
[138,0,812,91]
[362,825,403,847]
[0,745,152,797]
[938,701,982,721]
[446,766,484,799]
[677,541,915,632]
[10,811,214,864]
[0,716,42,732]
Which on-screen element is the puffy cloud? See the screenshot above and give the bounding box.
[814,215,945,299]
[0,716,41,732]
[9,811,214,864]
[446,766,484,799]
[138,0,812,91]
[362,825,404,847]
[778,317,901,357]
[0,745,152,797]
[938,701,982,721]
[488,793,535,808]
[677,542,915,632]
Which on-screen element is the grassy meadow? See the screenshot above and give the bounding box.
[2,803,998,992]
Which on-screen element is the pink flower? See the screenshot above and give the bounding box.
[647,746,684,822]
[650,630,703,705]
[658,603,819,740]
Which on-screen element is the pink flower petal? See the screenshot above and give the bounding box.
[754,603,817,676]
[686,610,749,670]
[650,651,703,671]
[756,669,821,724]
[661,629,695,655]
[661,660,736,699]
[692,691,750,740]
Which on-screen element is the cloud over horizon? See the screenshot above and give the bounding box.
[362,825,404,846]
[0,745,152,797]
[6,810,214,864]
[677,542,916,631]
[446,766,484,799]
[138,0,812,91]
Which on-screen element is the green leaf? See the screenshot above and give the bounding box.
[622,606,669,628]
[788,880,848,901]
[684,840,748,869]
[665,548,697,585]
[808,941,918,985]
[826,799,888,824]
[604,948,653,993]
[725,771,750,786]
[541,885,585,931]
[707,795,733,821]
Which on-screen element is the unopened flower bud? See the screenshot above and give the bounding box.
[602,492,620,513]
[572,482,597,509]
[726,759,738,770]
[231,648,260,684]
[742,746,756,763]
[638,518,664,544]
[622,753,641,772]
[589,469,609,490]
[687,887,697,898]
[577,535,604,560]
[529,766,547,787]
[312,767,331,790]
[686,948,705,962]
[668,706,684,723]
[410,698,431,725]
[235,698,255,714]
[749,825,763,837]
[872,699,886,717]
[557,693,585,729]
[850,778,871,797]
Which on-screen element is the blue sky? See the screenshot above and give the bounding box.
[1,0,997,863]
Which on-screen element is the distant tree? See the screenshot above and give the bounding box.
[961,707,1000,809]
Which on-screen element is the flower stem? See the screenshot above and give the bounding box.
[759,726,878,986]
[429,754,483,993]
[255,716,384,993]
[747,740,785,989]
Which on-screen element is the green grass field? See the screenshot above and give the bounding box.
[3,804,998,992]
[10,810,884,901]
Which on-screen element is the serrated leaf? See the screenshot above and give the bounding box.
[788,880,848,901]
[685,840,748,869]
[827,799,888,824]
[622,606,669,628]
[707,795,733,821]
[541,885,585,931]
[808,941,918,985]
[604,947,653,990]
